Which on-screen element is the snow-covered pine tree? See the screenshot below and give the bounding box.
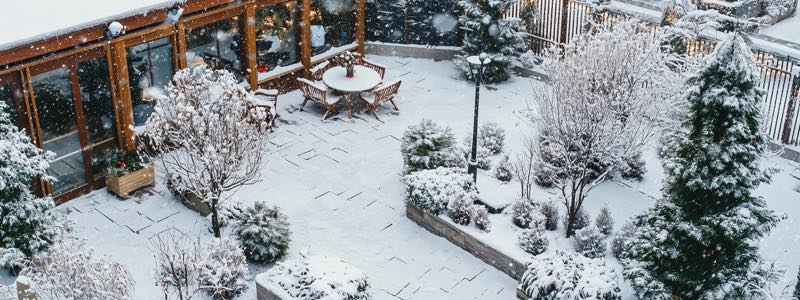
[620,34,781,299]
[456,0,527,83]
[794,266,800,299]
[0,101,56,259]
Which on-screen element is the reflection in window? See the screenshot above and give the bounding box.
[255,2,299,74]
[77,56,118,180]
[31,68,87,195]
[126,37,174,126]
[185,17,244,77]
[311,0,356,55]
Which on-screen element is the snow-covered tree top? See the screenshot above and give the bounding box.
[0,102,51,191]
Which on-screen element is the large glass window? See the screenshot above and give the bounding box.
[77,56,118,180]
[255,2,299,74]
[311,0,356,55]
[31,68,87,195]
[185,17,244,77]
[1,82,16,120]
[126,37,175,126]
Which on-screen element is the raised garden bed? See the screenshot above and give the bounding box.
[106,164,155,199]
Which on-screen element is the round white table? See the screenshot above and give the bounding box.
[322,65,381,119]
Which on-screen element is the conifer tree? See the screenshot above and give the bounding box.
[0,101,57,258]
[620,34,781,299]
[457,0,527,83]
[794,266,800,300]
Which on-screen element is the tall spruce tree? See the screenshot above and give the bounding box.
[457,0,527,83]
[0,101,57,259]
[620,34,780,299]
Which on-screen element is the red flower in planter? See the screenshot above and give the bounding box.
[116,161,127,169]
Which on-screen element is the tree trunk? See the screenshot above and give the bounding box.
[565,212,575,238]
[211,198,221,238]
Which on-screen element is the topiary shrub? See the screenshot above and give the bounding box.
[473,205,491,231]
[447,195,473,226]
[595,206,614,236]
[403,167,478,215]
[539,201,559,231]
[511,200,544,229]
[520,250,622,300]
[494,155,513,182]
[478,122,505,154]
[518,227,548,255]
[574,226,606,259]
[234,202,291,263]
[400,119,464,173]
[563,207,590,237]
[199,239,249,300]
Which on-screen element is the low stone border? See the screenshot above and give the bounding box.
[255,273,291,300]
[365,42,460,60]
[405,202,527,280]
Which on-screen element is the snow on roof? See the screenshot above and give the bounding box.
[0,0,178,52]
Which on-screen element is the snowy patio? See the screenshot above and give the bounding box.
[10,54,800,299]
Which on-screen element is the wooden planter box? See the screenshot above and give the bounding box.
[106,164,155,199]
[173,189,212,217]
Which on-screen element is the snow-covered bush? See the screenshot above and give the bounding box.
[595,206,614,236]
[620,154,646,180]
[199,239,249,300]
[0,247,24,272]
[494,155,513,182]
[461,140,492,170]
[574,226,607,259]
[0,284,15,300]
[539,201,559,231]
[519,251,621,300]
[563,207,590,236]
[263,255,370,300]
[456,0,527,83]
[511,200,545,229]
[20,238,135,299]
[518,227,548,255]
[447,195,473,226]
[519,50,541,69]
[235,202,291,263]
[404,167,478,215]
[473,205,491,231]
[401,119,464,173]
[143,66,270,238]
[478,122,505,154]
[0,101,57,259]
[611,222,636,259]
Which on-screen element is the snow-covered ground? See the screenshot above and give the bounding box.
[761,2,800,44]
[3,55,799,299]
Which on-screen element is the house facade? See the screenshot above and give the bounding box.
[0,0,365,203]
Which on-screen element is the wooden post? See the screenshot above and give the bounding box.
[558,0,570,45]
[176,22,188,70]
[110,42,136,151]
[780,71,800,144]
[244,3,258,89]
[300,0,313,78]
[356,0,366,55]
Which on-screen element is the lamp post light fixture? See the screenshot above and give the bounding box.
[466,53,490,183]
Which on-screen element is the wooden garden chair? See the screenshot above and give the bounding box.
[309,60,333,82]
[297,78,343,120]
[360,79,401,121]
[253,88,279,130]
[360,57,386,80]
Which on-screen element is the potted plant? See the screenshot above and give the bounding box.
[335,51,358,77]
[104,149,154,199]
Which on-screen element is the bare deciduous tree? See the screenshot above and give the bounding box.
[144,66,270,237]
[510,137,536,201]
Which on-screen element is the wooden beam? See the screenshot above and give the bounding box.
[110,42,136,151]
[300,0,313,78]
[357,0,366,55]
[244,3,259,89]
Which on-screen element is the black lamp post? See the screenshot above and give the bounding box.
[466,53,490,183]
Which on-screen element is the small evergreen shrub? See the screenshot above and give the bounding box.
[400,119,464,173]
[461,139,492,170]
[447,195,473,226]
[511,200,544,229]
[595,206,615,236]
[199,239,249,300]
[494,155,513,182]
[574,226,606,259]
[563,207,590,236]
[520,251,622,300]
[620,154,646,180]
[234,202,291,263]
[473,205,491,231]
[518,227,548,255]
[611,222,637,259]
[478,122,505,154]
[539,201,559,231]
[404,167,478,215]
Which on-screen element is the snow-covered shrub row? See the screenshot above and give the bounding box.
[478,122,505,154]
[19,238,135,299]
[473,205,491,231]
[563,207,590,236]
[263,255,370,300]
[447,195,473,226]
[539,201,559,231]
[518,227,548,255]
[403,167,478,215]
[199,239,249,300]
[519,250,621,300]
[595,206,614,236]
[512,200,545,229]
[494,155,513,182]
[574,226,607,259]
[235,201,291,263]
[400,119,465,173]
